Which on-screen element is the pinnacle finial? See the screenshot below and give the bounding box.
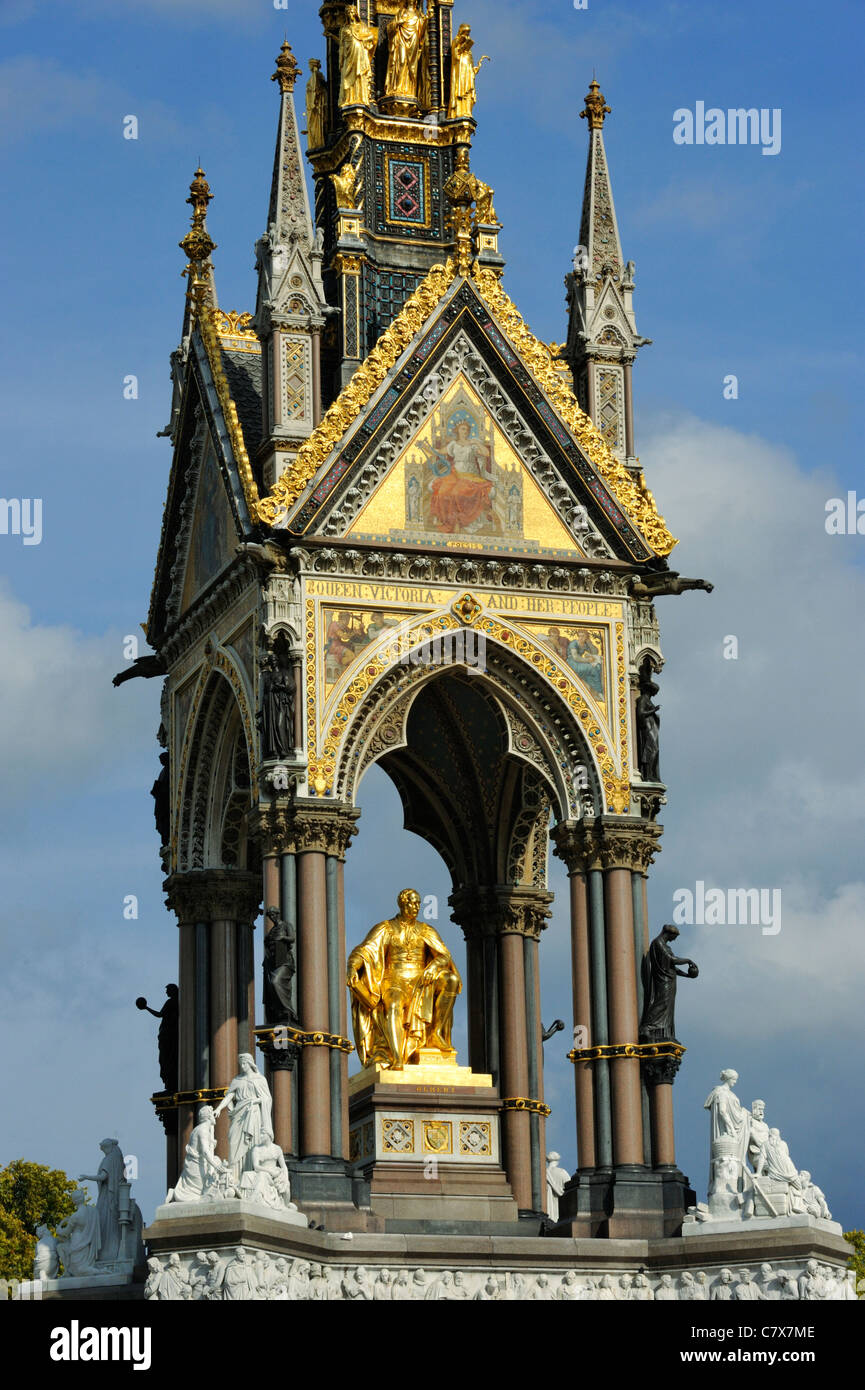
[179,166,216,288]
[580,78,610,130]
[272,39,301,93]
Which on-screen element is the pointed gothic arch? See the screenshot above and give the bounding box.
[176,664,259,876]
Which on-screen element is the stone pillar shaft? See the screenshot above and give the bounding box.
[603,867,644,1165]
[498,931,532,1210]
[523,935,545,1213]
[588,869,613,1167]
[568,868,596,1169]
[210,917,238,1155]
[650,1084,677,1167]
[297,848,331,1157]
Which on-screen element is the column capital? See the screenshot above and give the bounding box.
[292,802,360,858]
[249,801,360,859]
[451,886,553,942]
[164,869,261,924]
[249,803,294,859]
[551,818,662,875]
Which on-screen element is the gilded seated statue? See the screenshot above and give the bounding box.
[347,888,461,1070]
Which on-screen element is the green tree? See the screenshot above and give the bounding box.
[0,1208,35,1287]
[844,1229,865,1298]
[0,1160,80,1284]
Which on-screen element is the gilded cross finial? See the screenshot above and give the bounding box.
[580,78,610,130]
[272,40,301,93]
[179,166,216,279]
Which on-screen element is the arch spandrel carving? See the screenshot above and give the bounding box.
[303,584,628,814]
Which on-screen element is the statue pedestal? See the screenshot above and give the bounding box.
[348,1060,520,1230]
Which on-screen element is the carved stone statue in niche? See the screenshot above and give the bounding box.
[150,721,170,845]
[636,655,661,782]
[258,651,295,761]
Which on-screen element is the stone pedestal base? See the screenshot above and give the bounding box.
[682,1212,843,1238]
[348,1060,519,1229]
[555,1166,696,1239]
[153,1199,309,1229]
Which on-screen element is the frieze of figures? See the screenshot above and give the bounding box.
[145,1250,856,1302]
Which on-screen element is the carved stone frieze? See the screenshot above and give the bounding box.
[305,544,629,597]
[145,1245,855,1301]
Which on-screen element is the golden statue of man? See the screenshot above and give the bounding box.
[338,5,378,108]
[347,888,462,1069]
[384,0,428,103]
[305,59,328,150]
[447,24,489,120]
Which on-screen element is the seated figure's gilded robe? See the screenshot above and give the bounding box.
[348,916,458,1067]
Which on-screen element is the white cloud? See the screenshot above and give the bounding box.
[0,581,157,804]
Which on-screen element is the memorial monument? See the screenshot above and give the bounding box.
[95,3,855,1300]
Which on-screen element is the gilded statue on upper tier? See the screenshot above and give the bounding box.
[384,0,428,104]
[305,59,328,150]
[347,888,462,1069]
[338,5,378,108]
[447,24,489,120]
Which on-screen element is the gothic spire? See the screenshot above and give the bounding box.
[264,41,314,250]
[254,42,328,491]
[159,167,218,440]
[566,81,649,465]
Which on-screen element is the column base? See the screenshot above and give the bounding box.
[553,1166,696,1239]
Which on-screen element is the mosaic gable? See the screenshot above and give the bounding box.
[345,373,585,558]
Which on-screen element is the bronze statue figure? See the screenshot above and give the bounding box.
[136,984,179,1091]
[639,925,698,1043]
[263,906,298,1027]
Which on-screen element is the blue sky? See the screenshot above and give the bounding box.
[1,0,863,1231]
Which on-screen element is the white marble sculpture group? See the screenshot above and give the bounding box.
[33,1138,144,1283]
[144,1249,857,1302]
[166,1054,297,1213]
[545,1151,570,1222]
[692,1070,835,1226]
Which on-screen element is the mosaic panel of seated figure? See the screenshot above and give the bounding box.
[523,620,609,712]
[404,387,522,541]
[323,606,405,690]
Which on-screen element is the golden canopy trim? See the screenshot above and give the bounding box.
[198,302,261,518]
[471,266,676,557]
[255,258,675,557]
[256,259,456,525]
